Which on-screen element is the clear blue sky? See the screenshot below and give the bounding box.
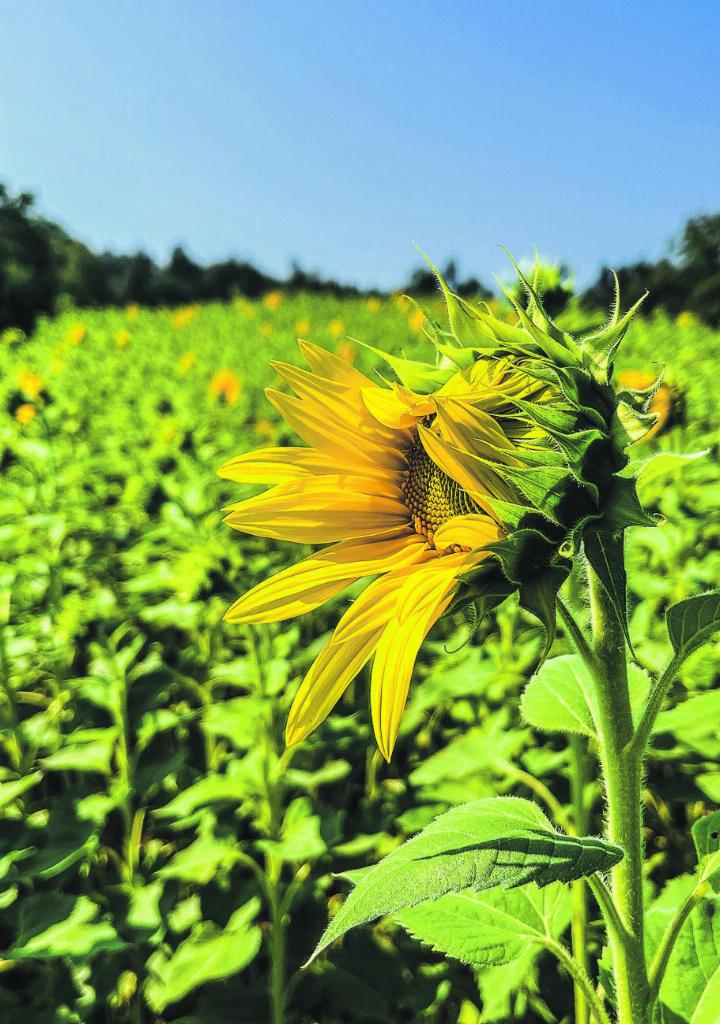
[3,1,719,289]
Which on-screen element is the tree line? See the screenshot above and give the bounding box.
[2,182,720,333]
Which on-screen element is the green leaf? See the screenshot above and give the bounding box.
[8,894,124,959]
[655,890,720,1024]
[692,812,720,889]
[40,735,116,775]
[310,796,622,961]
[655,691,720,745]
[395,882,571,968]
[666,590,720,662]
[522,654,650,738]
[153,773,250,819]
[145,899,262,1012]
[156,833,243,885]
[257,797,327,863]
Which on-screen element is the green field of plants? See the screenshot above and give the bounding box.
[1,292,719,1024]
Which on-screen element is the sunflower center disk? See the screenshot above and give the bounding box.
[402,437,479,549]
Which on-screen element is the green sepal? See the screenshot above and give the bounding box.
[551,366,615,429]
[597,475,656,532]
[453,562,516,623]
[519,563,572,661]
[485,528,560,586]
[354,338,454,393]
[584,290,648,374]
[583,528,634,652]
[511,397,580,436]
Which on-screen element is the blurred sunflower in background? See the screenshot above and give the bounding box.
[209,368,242,406]
[617,368,681,439]
[220,342,552,759]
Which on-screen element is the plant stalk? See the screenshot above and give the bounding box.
[588,567,650,1024]
[569,735,590,1024]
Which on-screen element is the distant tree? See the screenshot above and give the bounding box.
[0,186,59,331]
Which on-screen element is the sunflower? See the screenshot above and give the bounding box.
[220,341,550,760]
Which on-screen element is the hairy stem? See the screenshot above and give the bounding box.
[543,938,612,1024]
[569,735,590,1024]
[588,567,650,1024]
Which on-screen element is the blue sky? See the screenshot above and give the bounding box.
[3,1,719,289]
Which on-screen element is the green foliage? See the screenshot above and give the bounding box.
[396,882,571,968]
[666,590,720,662]
[1,290,719,1023]
[312,797,621,959]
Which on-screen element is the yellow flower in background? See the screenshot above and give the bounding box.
[209,368,242,405]
[675,311,695,329]
[178,351,197,374]
[328,319,344,339]
[115,329,132,349]
[126,304,140,319]
[264,290,283,311]
[67,323,86,345]
[295,317,312,336]
[15,403,36,425]
[336,340,356,364]
[172,305,198,328]
[17,370,44,398]
[366,297,382,313]
[220,342,547,760]
[409,309,426,333]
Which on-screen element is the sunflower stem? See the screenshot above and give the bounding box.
[569,734,590,1024]
[588,566,650,1024]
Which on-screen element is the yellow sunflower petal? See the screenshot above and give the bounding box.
[224,477,409,544]
[419,424,516,508]
[218,447,335,484]
[370,553,480,760]
[434,398,519,463]
[361,384,434,430]
[432,513,503,551]
[224,531,428,624]
[298,340,374,389]
[266,389,406,472]
[285,570,409,746]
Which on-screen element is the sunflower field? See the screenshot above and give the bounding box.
[1,289,719,1024]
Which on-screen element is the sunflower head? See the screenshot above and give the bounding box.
[220,252,652,759]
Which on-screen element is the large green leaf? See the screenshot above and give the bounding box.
[311,797,621,960]
[145,898,261,1012]
[653,889,720,1024]
[666,590,720,662]
[522,654,650,738]
[395,882,571,967]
